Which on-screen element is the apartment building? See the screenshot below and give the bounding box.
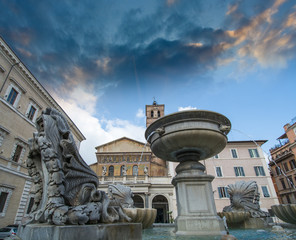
[206,140,279,212]
[0,36,85,227]
[269,117,296,204]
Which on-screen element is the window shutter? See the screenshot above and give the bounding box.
[254,167,259,176]
[218,187,222,198]
[260,167,265,176]
[234,167,239,176]
[249,149,254,158]
[241,167,245,176]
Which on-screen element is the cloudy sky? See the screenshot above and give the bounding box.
[1,0,295,164]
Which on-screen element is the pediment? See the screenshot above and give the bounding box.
[95,137,150,153]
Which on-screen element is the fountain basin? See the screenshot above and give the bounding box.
[145,110,231,162]
[271,204,296,224]
[218,211,251,224]
[123,208,157,229]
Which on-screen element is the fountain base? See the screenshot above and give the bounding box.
[19,223,142,240]
[172,160,226,236]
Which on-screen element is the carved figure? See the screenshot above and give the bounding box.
[108,184,134,208]
[122,165,127,176]
[144,166,148,176]
[223,181,269,218]
[26,108,130,225]
[102,166,107,176]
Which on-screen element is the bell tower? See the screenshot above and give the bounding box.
[145,100,165,128]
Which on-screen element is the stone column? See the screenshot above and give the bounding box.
[145,193,149,208]
[172,160,225,236]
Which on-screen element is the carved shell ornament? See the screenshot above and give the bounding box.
[26,108,130,225]
[223,181,269,218]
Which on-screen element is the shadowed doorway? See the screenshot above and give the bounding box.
[133,194,144,208]
[152,195,169,223]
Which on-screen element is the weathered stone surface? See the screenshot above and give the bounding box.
[223,181,270,218]
[145,110,231,236]
[108,184,134,208]
[25,108,130,225]
[145,110,231,162]
[19,223,142,240]
[123,208,157,229]
[172,169,226,236]
[218,211,251,224]
[271,204,296,224]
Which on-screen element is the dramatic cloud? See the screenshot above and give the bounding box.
[223,0,296,68]
[53,91,146,165]
[1,0,295,160]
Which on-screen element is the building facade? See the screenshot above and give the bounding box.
[269,117,296,204]
[90,101,279,223]
[0,36,85,227]
[90,101,175,223]
[205,140,279,212]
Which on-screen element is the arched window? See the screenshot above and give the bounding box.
[133,165,138,176]
[108,166,114,176]
[151,110,154,117]
[158,110,160,117]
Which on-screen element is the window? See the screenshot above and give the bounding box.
[151,110,153,117]
[286,194,291,204]
[213,154,219,159]
[283,162,289,172]
[4,82,23,108]
[132,165,138,176]
[288,176,294,187]
[249,149,259,158]
[0,187,13,217]
[234,167,245,176]
[261,186,270,198]
[7,87,18,105]
[289,160,296,169]
[218,187,229,198]
[157,110,160,117]
[254,166,266,176]
[108,166,114,176]
[12,145,23,162]
[231,149,238,158]
[280,179,286,189]
[26,197,35,214]
[216,167,223,177]
[276,166,282,175]
[27,105,36,121]
[0,126,10,147]
[0,192,8,213]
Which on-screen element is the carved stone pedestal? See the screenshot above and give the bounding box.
[172,160,226,236]
[19,223,142,240]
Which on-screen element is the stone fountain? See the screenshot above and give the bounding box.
[145,110,231,236]
[219,181,270,229]
[19,108,142,240]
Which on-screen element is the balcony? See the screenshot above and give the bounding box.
[271,150,292,162]
[270,139,290,152]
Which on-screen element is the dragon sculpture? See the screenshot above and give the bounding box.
[223,180,269,218]
[26,108,130,225]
